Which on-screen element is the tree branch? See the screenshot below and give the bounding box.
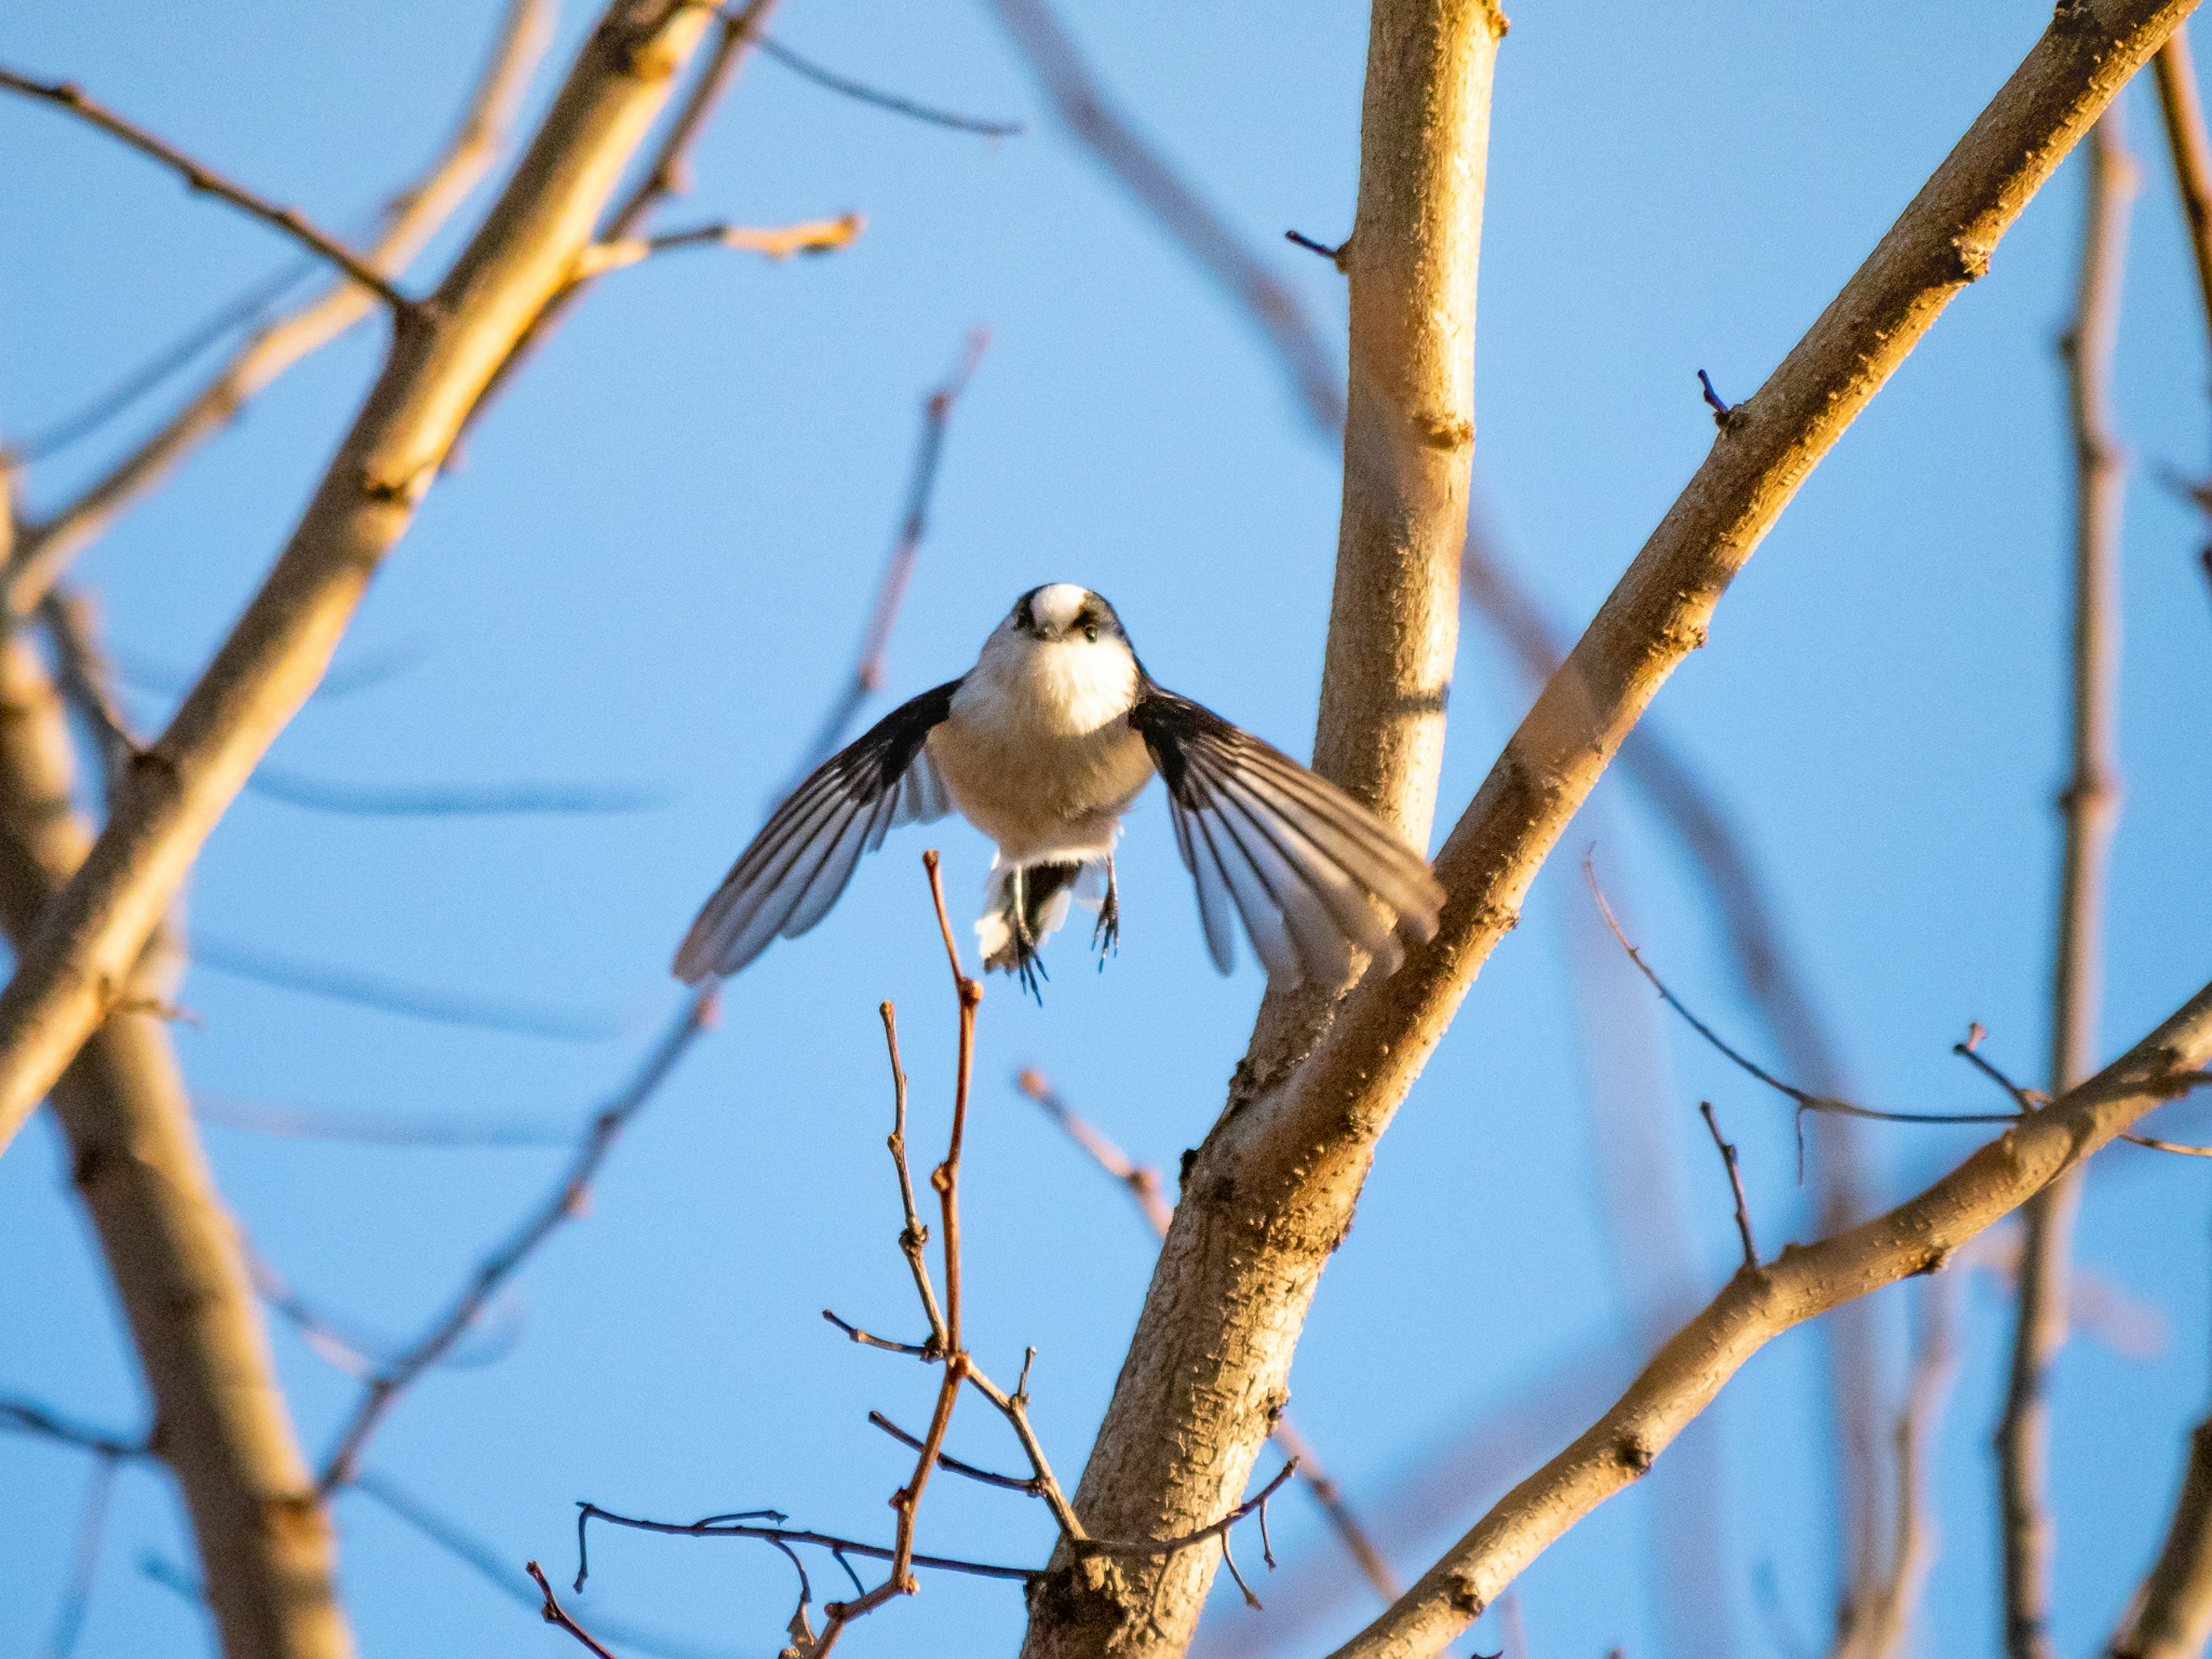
[0,67,408,308]
[2155,25,2212,337]
[983,0,1346,433]
[2112,1419,2212,1657]
[1017,6,2199,1654]
[2000,103,2136,1659]
[6,0,555,615]
[0,499,353,1659]
[749,32,1025,137]
[573,211,864,276]
[315,991,715,1494]
[1324,976,2212,1659]
[0,0,729,1160]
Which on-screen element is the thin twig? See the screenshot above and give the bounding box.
[983,0,1343,432]
[0,1399,146,1461]
[821,1308,935,1357]
[571,1503,1033,1586]
[44,1456,119,1659]
[750,32,1025,137]
[187,931,624,1041]
[1012,1063,1402,1597]
[866,1411,1034,1491]
[1584,858,2016,1131]
[456,0,777,445]
[316,991,717,1493]
[529,1561,621,1659]
[247,767,665,817]
[9,257,319,464]
[1073,1460,1298,1560]
[0,67,408,308]
[2001,105,2136,1659]
[7,0,552,612]
[1698,1103,1759,1271]
[785,332,990,790]
[351,1474,726,1659]
[1014,1067,1174,1233]
[192,1092,574,1146]
[878,1002,948,1353]
[574,213,863,276]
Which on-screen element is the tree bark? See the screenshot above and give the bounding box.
[0,635,351,1659]
[0,0,719,1158]
[1327,979,2212,1659]
[1018,6,1502,1654]
[1017,3,2198,1654]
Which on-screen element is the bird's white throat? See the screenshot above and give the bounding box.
[964,623,1138,739]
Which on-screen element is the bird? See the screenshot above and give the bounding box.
[673,584,1446,995]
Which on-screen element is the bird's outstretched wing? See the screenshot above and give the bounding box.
[673,680,961,983]
[1128,684,1446,987]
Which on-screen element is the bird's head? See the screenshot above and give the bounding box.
[1007,584,1127,648]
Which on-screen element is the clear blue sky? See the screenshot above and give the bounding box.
[5,4,2211,1657]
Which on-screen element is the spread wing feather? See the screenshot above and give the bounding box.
[1130,684,1446,987]
[673,681,960,983]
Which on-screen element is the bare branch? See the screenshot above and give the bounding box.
[192,1092,574,1146]
[44,1455,120,1659]
[1698,1102,1759,1271]
[983,0,1344,433]
[456,0,778,445]
[1024,9,2196,1653]
[2113,1419,2212,1657]
[246,767,665,817]
[866,1411,1036,1493]
[7,0,554,615]
[2156,25,2212,344]
[748,32,1025,137]
[529,1562,622,1659]
[0,0,733,1158]
[1324,977,2212,1659]
[880,1002,949,1355]
[188,930,625,1040]
[784,332,989,787]
[0,1398,146,1462]
[574,213,864,276]
[571,1503,1035,1587]
[1014,1067,1174,1234]
[0,67,408,308]
[2001,105,2136,1659]
[0,516,346,1656]
[316,990,717,1494]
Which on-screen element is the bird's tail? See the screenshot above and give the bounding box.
[976,860,1094,994]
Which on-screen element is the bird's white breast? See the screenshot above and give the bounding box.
[929,628,1154,863]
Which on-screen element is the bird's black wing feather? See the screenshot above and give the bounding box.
[1128,684,1446,987]
[673,680,960,982]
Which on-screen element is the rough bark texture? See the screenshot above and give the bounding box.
[0,0,718,1157]
[1325,979,2212,1659]
[1018,3,2198,1655]
[0,637,350,1659]
[2113,1420,2212,1658]
[1017,6,1502,1654]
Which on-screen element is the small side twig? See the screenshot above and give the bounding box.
[0,67,407,309]
[747,31,1025,137]
[573,213,864,276]
[866,1411,1033,1492]
[528,1560,620,1659]
[1696,368,1734,423]
[1698,1103,1759,1271]
[880,1001,948,1354]
[1015,1067,1174,1233]
[1585,855,2016,1134]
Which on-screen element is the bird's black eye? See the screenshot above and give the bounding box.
[1084,623,1099,643]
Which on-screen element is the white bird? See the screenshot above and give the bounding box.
[673,584,1446,994]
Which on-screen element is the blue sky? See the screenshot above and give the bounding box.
[4,3,2212,1657]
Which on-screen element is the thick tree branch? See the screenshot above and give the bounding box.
[0,67,407,308]
[1020,6,2200,1655]
[1018,6,1501,1653]
[2000,104,2136,1659]
[6,0,554,613]
[2113,1420,2212,1657]
[1325,978,2212,1659]
[0,0,725,1158]
[0,595,348,1655]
